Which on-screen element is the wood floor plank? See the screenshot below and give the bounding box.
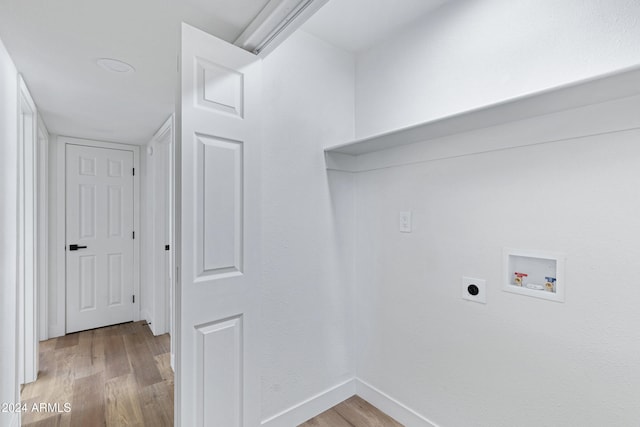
[104,335,131,379]
[21,395,62,426]
[105,374,144,427]
[333,396,403,427]
[154,353,174,385]
[55,333,79,350]
[299,396,404,427]
[69,372,106,427]
[145,330,170,357]
[22,321,173,427]
[40,337,57,353]
[299,408,355,427]
[73,330,105,379]
[122,330,163,388]
[22,349,77,424]
[138,381,173,426]
[20,415,63,427]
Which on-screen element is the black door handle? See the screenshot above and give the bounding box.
[69,244,88,251]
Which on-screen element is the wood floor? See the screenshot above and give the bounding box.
[299,396,404,427]
[21,321,173,427]
[22,321,399,426]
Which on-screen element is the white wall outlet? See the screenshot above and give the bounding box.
[462,277,486,304]
[399,211,412,233]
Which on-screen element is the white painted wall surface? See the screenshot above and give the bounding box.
[354,109,640,425]
[260,31,356,423]
[352,6,640,422]
[355,0,640,138]
[0,37,20,427]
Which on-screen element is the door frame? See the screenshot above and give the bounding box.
[52,136,141,336]
[37,116,49,342]
[17,75,39,384]
[144,115,175,344]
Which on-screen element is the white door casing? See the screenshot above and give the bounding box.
[66,144,135,333]
[156,131,172,336]
[18,75,38,385]
[146,115,174,337]
[177,23,262,427]
[37,117,49,342]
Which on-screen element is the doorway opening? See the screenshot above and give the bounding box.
[20,119,175,425]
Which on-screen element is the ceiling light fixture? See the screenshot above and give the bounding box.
[235,0,328,56]
[96,58,135,73]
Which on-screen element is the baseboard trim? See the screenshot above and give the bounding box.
[356,378,439,427]
[8,411,20,427]
[140,310,151,327]
[261,379,356,427]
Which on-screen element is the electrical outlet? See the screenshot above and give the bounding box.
[462,276,486,304]
[399,211,412,233]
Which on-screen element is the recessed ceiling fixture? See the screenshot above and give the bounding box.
[96,58,135,73]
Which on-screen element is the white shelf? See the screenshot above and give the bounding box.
[325,65,640,157]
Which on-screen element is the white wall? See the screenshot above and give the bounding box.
[260,30,356,423]
[354,111,640,427]
[350,2,640,426]
[0,37,20,427]
[355,0,640,138]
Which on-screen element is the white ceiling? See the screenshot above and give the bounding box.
[0,0,271,144]
[302,0,450,52]
[0,0,451,145]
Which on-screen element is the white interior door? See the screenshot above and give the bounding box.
[66,144,134,333]
[178,23,262,427]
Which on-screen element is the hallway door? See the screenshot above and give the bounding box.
[177,23,262,427]
[66,144,135,333]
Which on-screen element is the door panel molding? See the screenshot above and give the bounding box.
[194,315,243,427]
[196,132,244,278]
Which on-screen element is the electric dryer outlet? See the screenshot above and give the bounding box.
[462,276,486,304]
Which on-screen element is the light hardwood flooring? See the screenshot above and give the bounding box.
[22,322,398,427]
[299,396,404,427]
[21,321,173,427]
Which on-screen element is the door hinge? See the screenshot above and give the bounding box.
[165,244,170,251]
[132,167,135,176]
[132,295,135,303]
[132,231,135,239]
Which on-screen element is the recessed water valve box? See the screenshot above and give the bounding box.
[462,277,486,304]
[503,248,565,302]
